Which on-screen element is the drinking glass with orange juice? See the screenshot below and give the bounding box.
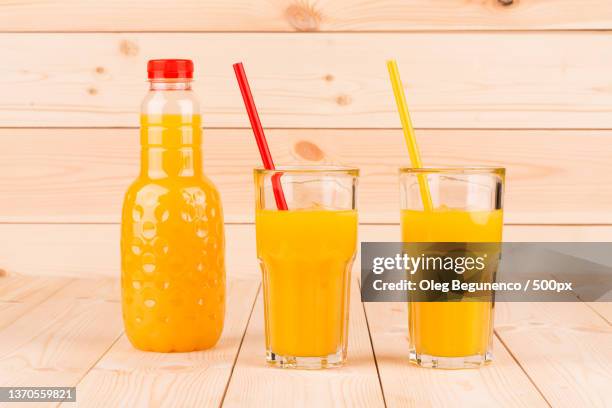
[255,167,359,369]
[120,60,225,352]
[400,167,504,368]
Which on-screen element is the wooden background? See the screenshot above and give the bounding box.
[0,1,611,407]
[0,1,611,226]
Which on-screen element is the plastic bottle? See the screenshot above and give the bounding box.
[120,59,225,352]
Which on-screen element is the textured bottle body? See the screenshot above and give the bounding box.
[120,113,225,352]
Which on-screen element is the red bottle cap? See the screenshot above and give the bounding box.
[147,59,194,79]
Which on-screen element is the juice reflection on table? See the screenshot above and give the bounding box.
[401,208,503,359]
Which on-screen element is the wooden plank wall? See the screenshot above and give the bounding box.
[1,1,612,31]
[0,0,611,266]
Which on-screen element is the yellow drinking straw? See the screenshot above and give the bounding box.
[387,59,434,211]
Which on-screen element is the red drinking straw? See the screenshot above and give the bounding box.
[233,62,288,210]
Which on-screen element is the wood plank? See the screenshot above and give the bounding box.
[0,275,69,302]
[496,302,612,407]
[503,226,612,242]
[361,224,612,243]
[1,0,611,31]
[0,275,72,330]
[0,278,123,393]
[363,301,549,407]
[222,278,385,407]
[0,224,259,279]
[69,278,259,408]
[1,224,610,279]
[1,33,612,128]
[1,128,611,224]
[587,302,612,324]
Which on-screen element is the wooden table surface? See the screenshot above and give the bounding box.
[1,224,610,408]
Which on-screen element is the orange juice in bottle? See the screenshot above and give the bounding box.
[121,59,225,352]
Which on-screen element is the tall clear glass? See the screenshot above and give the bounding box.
[400,167,504,368]
[255,166,359,369]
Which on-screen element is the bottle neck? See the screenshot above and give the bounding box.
[141,80,201,179]
[149,79,192,91]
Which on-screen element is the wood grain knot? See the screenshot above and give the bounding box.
[294,140,325,162]
[284,2,322,32]
[324,74,334,82]
[95,66,105,74]
[336,94,352,106]
[0,269,7,277]
[119,39,139,56]
[497,0,514,6]
[87,87,98,95]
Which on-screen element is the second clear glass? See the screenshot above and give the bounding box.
[400,167,504,369]
[255,166,359,369]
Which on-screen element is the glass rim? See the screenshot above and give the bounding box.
[254,166,359,176]
[399,166,505,175]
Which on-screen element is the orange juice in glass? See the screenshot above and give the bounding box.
[255,167,358,369]
[400,167,504,368]
[120,60,225,352]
